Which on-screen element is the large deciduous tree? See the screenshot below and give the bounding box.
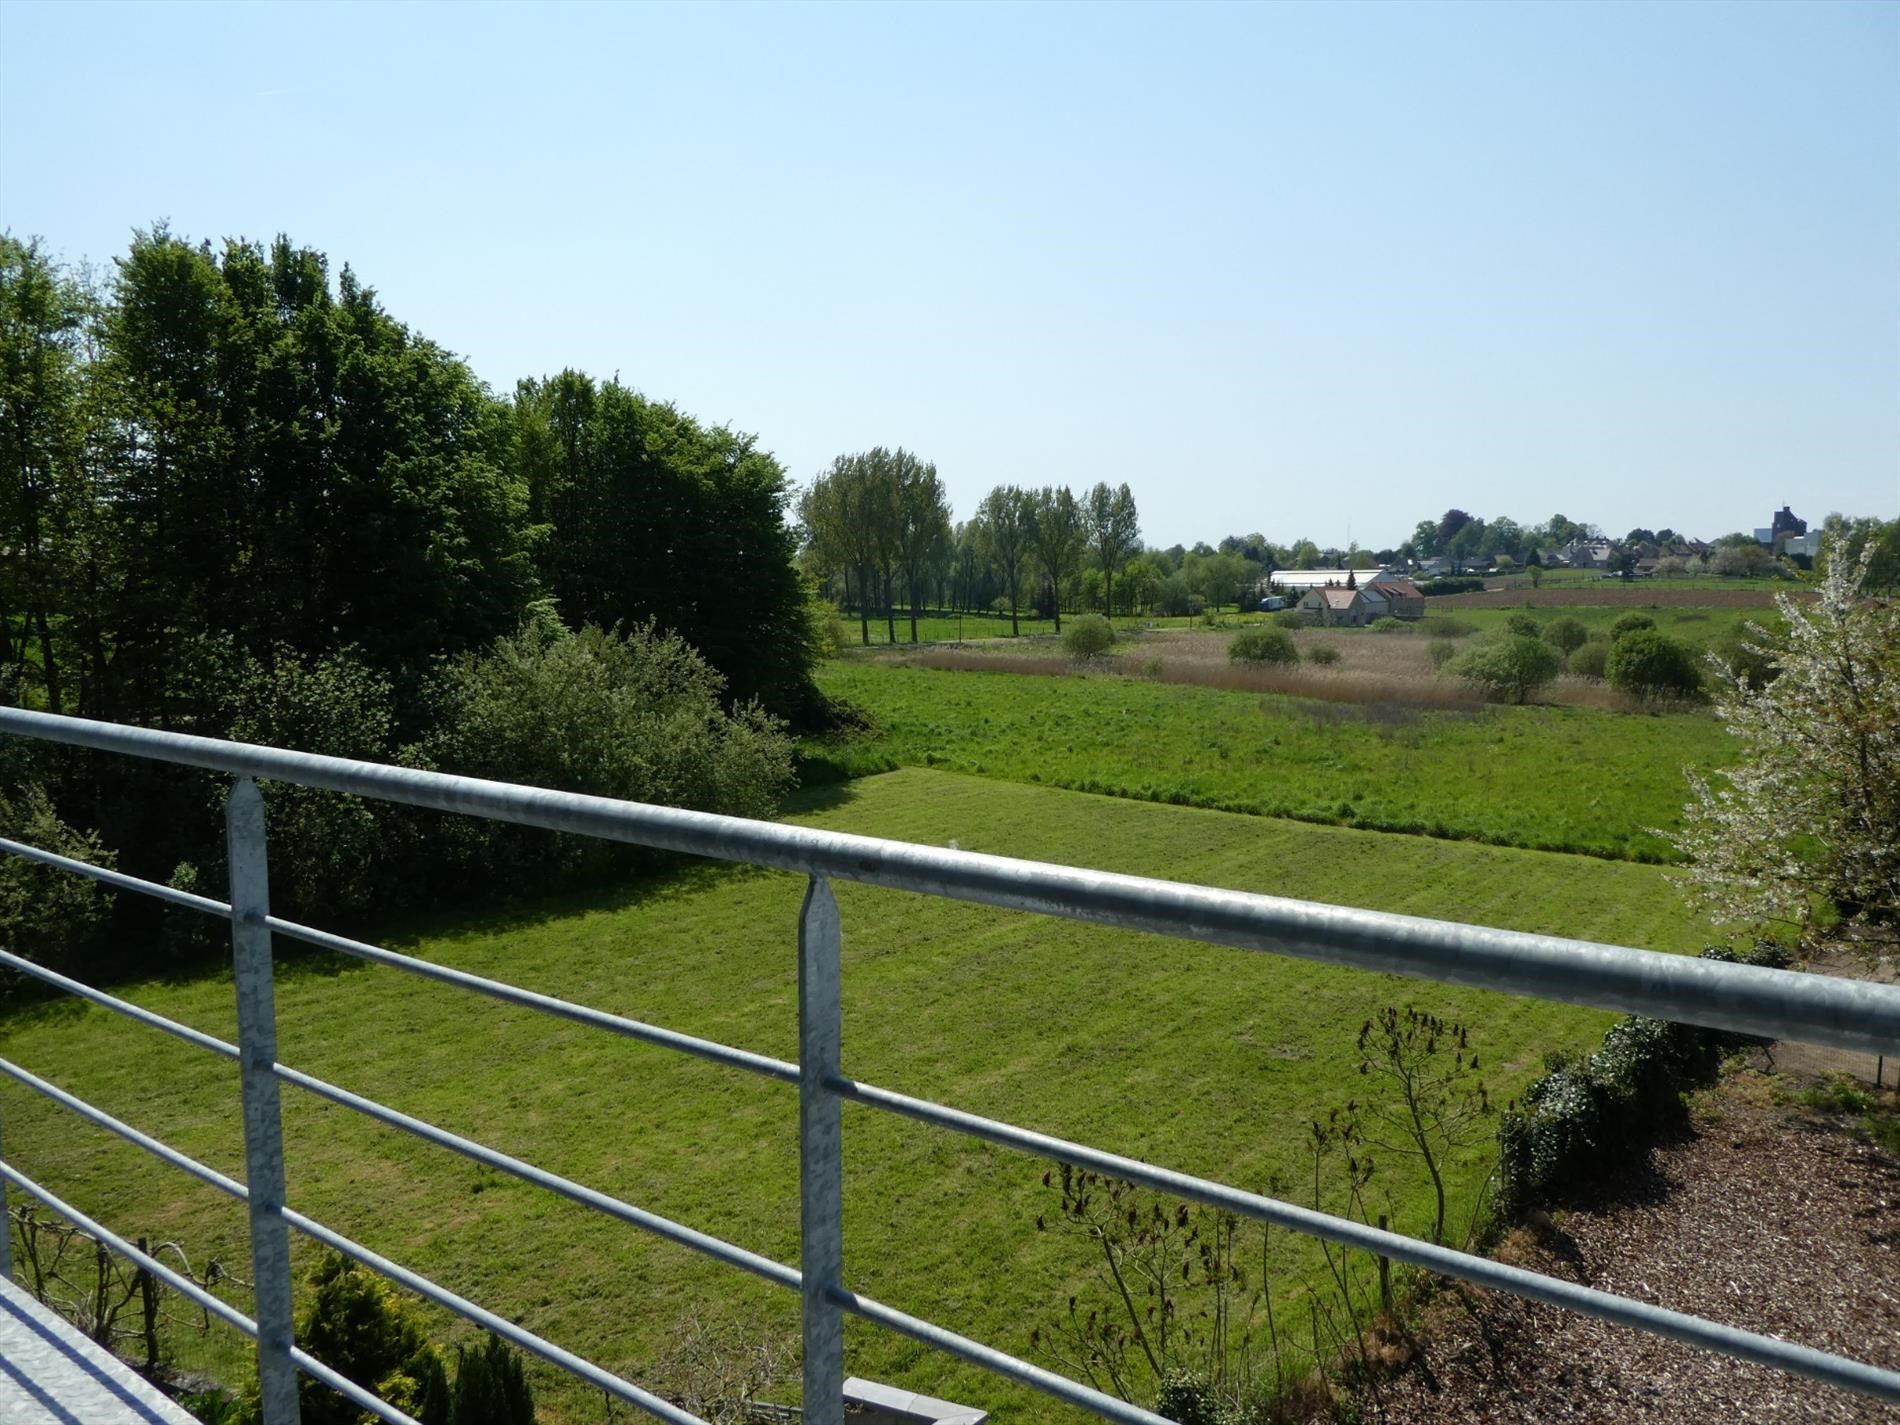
[513,371,816,716]
[98,228,541,723]
[978,484,1032,635]
[0,235,95,716]
[1084,481,1140,621]
[1027,485,1082,632]
[800,455,873,645]
[1671,542,1899,961]
[892,450,950,644]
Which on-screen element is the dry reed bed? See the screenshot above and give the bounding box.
[1430,585,1801,609]
[889,630,1654,713]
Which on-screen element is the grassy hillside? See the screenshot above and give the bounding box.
[809,661,1733,861]
[0,770,1719,1422]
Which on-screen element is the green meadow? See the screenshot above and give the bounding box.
[0,769,1719,1422]
[808,660,1734,862]
[1416,603,1770,646]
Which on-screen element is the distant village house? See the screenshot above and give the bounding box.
[1298,586,1370,627]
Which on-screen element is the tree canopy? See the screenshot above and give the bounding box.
[0,228,814,969]
[1672,542,1900,960]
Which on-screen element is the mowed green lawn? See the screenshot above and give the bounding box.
[811,661,1734,862]
[0,770,1720,1421]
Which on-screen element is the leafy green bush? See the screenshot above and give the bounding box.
[1497,942,1785,1215]
[430,621,792,819]
[1609,612,1656,641]
[1157,574,1196,616]
[1606,629,1703,703]
[1153,1372,1226,1425]
[180,1388,242,1425]
[1796,1076,1875,1116]
[1545,618,1588,654]
[1063,613,1115,659]
[1304,643,1341,666]
[450,1336,536,1425]
[1272,609,1304,629]
[1446,634,1562,703]
[1369,616,1408,633]
[417,1353,453,1425]
[1425,639,1457,671]
[806,594,847,660]
[1568,637,1610,680]
[0,782,117,973]
[295,1254,449,1425]
[1418,577,1486,596]
[189,639,397,918]
[1505,612,1542,638]
[1425,617,1477,638]
[1228,627,1298,665]
[420,622,795,885]
[1709,624,1780,691]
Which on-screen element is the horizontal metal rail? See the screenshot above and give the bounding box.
[4,706,1896,1053]
[0,1056,247,1202]
[4,707,1899,1425]
[0,1056,714,1424]
[0,1035,1174,1425]
[0,948,239,1062]
[264,915,800,1085]
[833,1289,1173,1425]
[827,1073,1900,1402]
[0,1161,422,1425]
[282,1211,709,1425]
[0,835,799,1085]
[0,926,1185,1423]
[0,834,233,918]
[271,1062,802,1291]
[0,954,1182,1423]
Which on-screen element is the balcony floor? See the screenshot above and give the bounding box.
[0,1276,198,1424]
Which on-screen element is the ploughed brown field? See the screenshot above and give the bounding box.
[1430,584,1805,609]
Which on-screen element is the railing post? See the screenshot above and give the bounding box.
[228,777,301,1424]
[798,875,844,1425]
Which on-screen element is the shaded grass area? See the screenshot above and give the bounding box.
[810,662,1733,862]
[0,770,1719,1422]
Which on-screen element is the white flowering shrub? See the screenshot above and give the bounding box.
[1669,541,1899,960]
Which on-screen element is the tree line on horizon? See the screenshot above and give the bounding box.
[796,489,1897,638]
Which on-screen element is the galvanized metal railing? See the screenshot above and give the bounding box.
[0,706,1895,1425]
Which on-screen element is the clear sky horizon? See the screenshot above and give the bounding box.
[2,0,1894,551]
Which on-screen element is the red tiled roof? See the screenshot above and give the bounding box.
[1369,577,1423,599]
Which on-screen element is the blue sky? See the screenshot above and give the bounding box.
[2,0,1894,549]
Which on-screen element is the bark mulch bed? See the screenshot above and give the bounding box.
[1352,1070,1900,1424]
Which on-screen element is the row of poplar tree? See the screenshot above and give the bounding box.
[799,452,1141,640]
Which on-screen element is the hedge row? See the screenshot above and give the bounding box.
[1497,941,1790,1215]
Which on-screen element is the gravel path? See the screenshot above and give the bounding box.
[1360,1071,1900,1424]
